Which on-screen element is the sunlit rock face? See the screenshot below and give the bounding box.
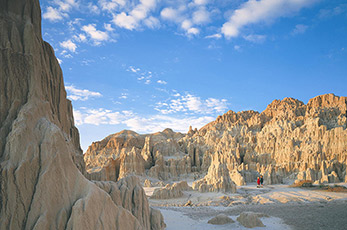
[86,93,347,187]
[0,0,165,229]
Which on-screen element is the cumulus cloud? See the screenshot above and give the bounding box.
[60,39,77,52]
[161,5,209,37]
[155,93,228,115]
[82,24,110,45]
[99,0,126,12]
[161,7,180,21]
[112,0,158,30]
[65,85,102,101]
[43,0,79,22]
[192,7,210,24]
[123,115,215,133]
[221,0,317,39]
[74,107,215,133]
[74,108,132,125]
[43,6,67,21]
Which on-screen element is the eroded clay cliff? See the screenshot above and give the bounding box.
[85,94,347,190]
[0,0,165,229]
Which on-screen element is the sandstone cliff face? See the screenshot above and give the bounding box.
[0,1,165,229]
[86,94,347,188]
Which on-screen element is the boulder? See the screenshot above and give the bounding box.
[208,214,235,225]
[237,212,267,228]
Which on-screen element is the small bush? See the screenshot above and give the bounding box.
[291,180,313,188]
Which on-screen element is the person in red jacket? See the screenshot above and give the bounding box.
[257,177,260,188]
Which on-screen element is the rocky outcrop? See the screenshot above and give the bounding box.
[0,1,165,229]
[94,176,165,230]
[151,181,191,199]
[208,214,235,225]
[192,152,237,193]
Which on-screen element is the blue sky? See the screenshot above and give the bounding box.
[41,0,347,151]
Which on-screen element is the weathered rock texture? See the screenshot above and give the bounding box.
[207,214,235,225]
[151,181,191,199]
[0,1,165,229]
[237,212,266,228]
[85,94,347,189]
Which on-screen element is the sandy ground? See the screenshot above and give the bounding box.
[145,183,347,229]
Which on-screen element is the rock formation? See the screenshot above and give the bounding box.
[85,94,347,189]
[192,152,237,193]
[150,181,191,199]
[237,212,267,228]
[207,214,235,225]
[0,1,165,229]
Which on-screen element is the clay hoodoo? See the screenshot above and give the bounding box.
[85,93,347,190]
[0,0,165,229]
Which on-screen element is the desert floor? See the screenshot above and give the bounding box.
[145,182,347,229]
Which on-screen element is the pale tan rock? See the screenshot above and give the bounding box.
[237,212,266,228]
[0,1,165,229]
[192,152,237,193]
[151,181,192,199]
[208,214,235,225]
[144,179,152,187]
[85,92,347,191]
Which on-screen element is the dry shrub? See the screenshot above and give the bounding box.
[290,180,313,187]
[320,185,347,193]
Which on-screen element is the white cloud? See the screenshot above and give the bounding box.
[243,34,267,43]
[60,39,77,52]
[65,85,102,101]
[74,108,131,125]
[221,0,317,39]
[161,7,180,21]
[157,80,167,85]
[187,27,200,35]
[87,3,100,14]
[57,58,63,64]
[291,24,308,35]
[144,16,160,29]
[43,6,66,21]
[128,66,141,73]
[82,24,109,44]
[104,23,114,31]
[112,0,158,30]
[74,107,215,134]
[192,7,210,24]
[193,0,209,5]
[155,93,228,115]
[119,93,128,99]
[43,0,79,22]
[205,33,222,39]
[99,0,126,12]
[123,115,215,133]
[73,33,87,42]
[113,12,138,30]
[234,45,241,51]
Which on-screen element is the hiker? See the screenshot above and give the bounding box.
[257,177,260,188]
[260,175,264,187]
